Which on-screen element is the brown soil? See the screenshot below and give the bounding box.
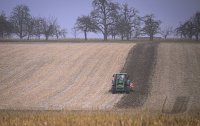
[117,42,200,113]
[145,43,200,113]
[0,42,134,110]
[116,42,158,108]
[1,42,200,113]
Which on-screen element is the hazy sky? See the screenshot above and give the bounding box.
[1,0,200,38]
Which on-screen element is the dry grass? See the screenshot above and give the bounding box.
[0,111,200,126]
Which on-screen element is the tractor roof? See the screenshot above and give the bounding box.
[115,73,128,75]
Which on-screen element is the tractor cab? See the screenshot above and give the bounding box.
[112,73,131,94]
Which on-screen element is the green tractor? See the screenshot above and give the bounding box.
[111,73,132,94]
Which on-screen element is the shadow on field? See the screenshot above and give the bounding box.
[162,96,190,114]
[171,96,190,113]
[116,42,158,108]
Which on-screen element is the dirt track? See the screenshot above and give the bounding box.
[0,43,134,110]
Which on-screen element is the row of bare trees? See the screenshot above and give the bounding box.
[0,5,67,40]
[75,0,162,41]
[1,1,199,41]
[176,12,200,40]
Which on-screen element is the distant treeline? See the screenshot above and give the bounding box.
[0,5,67,40]
[176,13,200,41]
[0,0,200,41]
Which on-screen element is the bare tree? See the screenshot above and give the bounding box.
[54,24,61,39]
[130,16,141,39]
[71,26,78,39]
[54,24,67,39]
[60,28,67,38]
[115,17,127,40]
[160,26,173,39]
[176,12,200,40]
[91,0,119,40]
[176,20,195,39]
[108,24,118,40]
[33,17,44,39]
[41,17,56,40]
[0,11,12,38]
[193,12,200,40]
[184,20,195,39]
[142,14,161,40]
[26,17,35,40]
[75,15,96,40]
[132,23,142,38]
[176,22,187,38]
[10,4,31,39]
[115,3,138,40]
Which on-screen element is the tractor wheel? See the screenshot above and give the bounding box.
[112,86,116,94]
[126,86,130,94]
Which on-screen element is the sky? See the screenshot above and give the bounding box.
[1,0,200,38]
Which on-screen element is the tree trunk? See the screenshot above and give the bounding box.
[189,34,192,40]
[103,5,107,41]
[20,33,23,39]
[150,35,153,41]
[183,34,186,39]
[195,33,199,41]
[27,34,30,40]
[20,23,23,39]
[103,22,108,41]
[129,32,132,40]
[45,35,48,40]
[84,30,87,40]
[121,34,124,40]
[164,35,167,39]
[126,34,129,41]
[0,32,3,38]
[103,32,107,41]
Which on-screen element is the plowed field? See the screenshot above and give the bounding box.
[145,42,200,113]
[0,43,134,110]
[1,42,200,113]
